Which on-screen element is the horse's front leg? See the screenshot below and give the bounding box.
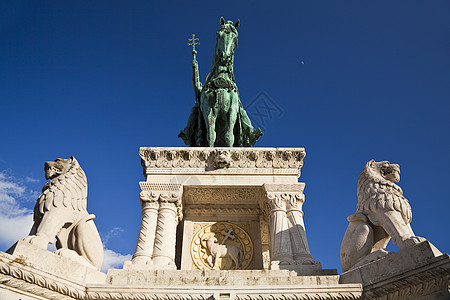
[224,94,239,147]
[203,107,217,147]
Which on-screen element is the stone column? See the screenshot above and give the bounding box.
[263,184,321,272]
[265,192,294,268]
[128,183,183,269]
[131,191,159,264]
[286,192,314,263]
[152,192,182,269]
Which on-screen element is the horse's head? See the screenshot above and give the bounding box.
[215,17,240,66]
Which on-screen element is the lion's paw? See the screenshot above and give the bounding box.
[21,235,48,249]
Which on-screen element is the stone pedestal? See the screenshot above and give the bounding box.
[340,241,450,300]
[126,147,331,275]
[0,240,106,300]
[104,269,362,299]
[0,248,363,300]
[7,240,106,284]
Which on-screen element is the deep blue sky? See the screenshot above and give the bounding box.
[0,1,449,272]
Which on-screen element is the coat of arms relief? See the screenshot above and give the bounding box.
[190,222,253,270]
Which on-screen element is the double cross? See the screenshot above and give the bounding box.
[220,228,235,245]
[188,34,200,58]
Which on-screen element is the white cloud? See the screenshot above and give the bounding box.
[0,213,33,248]
[0,171,34,249]
[25,176,40,183]
[100,227,133,272]
[102,227,124,245]
[101,248,132,272]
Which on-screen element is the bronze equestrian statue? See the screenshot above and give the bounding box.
[179,17,263,147]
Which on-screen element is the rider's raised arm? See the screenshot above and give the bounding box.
[192,58,202,101]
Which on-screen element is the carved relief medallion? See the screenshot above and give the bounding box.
[190,222,253,270]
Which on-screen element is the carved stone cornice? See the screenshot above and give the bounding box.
[263,183,305,193]
[139,147,306,177]
[140,182,182,192]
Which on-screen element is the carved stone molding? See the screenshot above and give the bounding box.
[340,242,450,300]
[184,186,263,206]
[140,182,182,191]
[363,267,449,300]
[0,255,85,299]
[139,147,306,176]
[184,207,261,216]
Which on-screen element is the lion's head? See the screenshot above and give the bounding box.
[368,160,400,183]
[44,157,73,180]
[357,160,411,224]
[213,149,231,168]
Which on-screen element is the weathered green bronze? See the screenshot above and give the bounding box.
[179,17,263,147]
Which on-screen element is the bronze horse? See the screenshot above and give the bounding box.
[179,17,262,147]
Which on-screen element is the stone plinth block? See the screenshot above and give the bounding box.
[103,269,362,300]
[0,250,361,300]
[6,240,106,284]
[340,241,450,300]
[128,147,335,275]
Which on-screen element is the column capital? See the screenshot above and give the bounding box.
[139,182,183,221]
[262,183,305,213]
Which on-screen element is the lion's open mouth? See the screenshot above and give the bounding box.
[382,169,396,176]
[381,165,400,182]
[44,163,63,179]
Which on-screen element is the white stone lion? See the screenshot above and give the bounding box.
[18,156,103,270]
[340,160,426,272]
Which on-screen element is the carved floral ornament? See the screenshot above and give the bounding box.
[139,148,306,171]
[184,186,262,205]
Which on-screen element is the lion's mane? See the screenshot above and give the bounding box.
[35,157,87,221]
[356,160,411,224]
